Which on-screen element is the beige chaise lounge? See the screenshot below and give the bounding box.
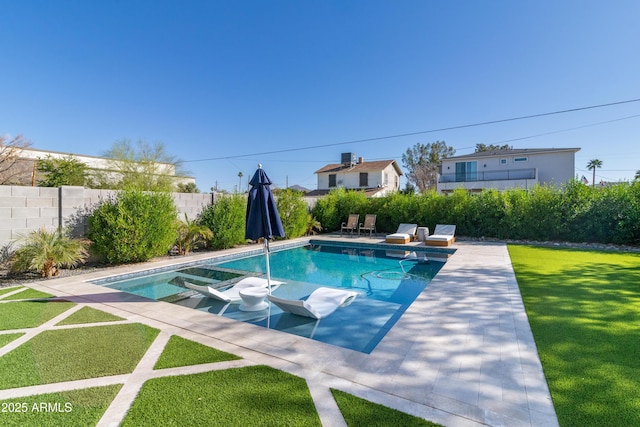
[385,223,417,244]
[340,214,359,236]
[424,224,456,246]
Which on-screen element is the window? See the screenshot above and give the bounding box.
[455,161,478,182]
[500,158,507,165]
[359,172,368,187]
[513,157,528,163]
[328,174,336,187]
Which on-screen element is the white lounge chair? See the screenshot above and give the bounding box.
[425,224,456,246]
[385,223,418,244]
[267,287,358,319]
[184,276,282,303]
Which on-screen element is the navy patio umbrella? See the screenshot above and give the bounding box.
[245,164,285,292]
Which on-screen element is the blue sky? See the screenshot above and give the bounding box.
[2,1,639,191]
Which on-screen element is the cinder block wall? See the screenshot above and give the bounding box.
[0,185,213,249]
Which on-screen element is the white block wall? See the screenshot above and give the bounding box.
[0,185,213,249]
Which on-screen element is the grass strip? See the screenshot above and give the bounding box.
[0,384,121,426]
[2,288,54,300]
[0,323,159,389]
[331,388,442,426]
[508,245,640,427]
[153,335,241,369]
[0,301,76,330]
[122,365,321,426]
[55,306,125,325]
[0,287,22,297]
[0,333,24,348]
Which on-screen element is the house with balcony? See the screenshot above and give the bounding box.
[436,147,580,193]
[307,153,403,197]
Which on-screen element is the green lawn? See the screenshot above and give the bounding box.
[0,323,159,389]
[0,385,122,427]
[153,335,241,369]
[332,388,442,427]
[1,288,54,300]
[0,301,76,330]
[55,306,125,325]
[122,366,322,426]
[0,286,21,297]
[0,333,24,348]
[0,299,433,425]
[508,245,640,427]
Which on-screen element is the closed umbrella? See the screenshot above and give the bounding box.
[245,164,285,293]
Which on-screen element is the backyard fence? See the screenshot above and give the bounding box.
[0,185,214,249]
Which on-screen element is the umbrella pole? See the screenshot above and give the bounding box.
[264,239,272,294]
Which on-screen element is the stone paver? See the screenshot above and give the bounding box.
[0,237,558,426]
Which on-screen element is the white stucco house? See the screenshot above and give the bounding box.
[307,153,403,197]
[16,147,195,187]
[436,147,580,193]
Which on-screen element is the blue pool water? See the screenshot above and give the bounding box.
[94,242,451,353]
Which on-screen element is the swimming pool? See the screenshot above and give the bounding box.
[93,241,453,353]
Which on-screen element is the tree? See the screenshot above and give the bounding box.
[176,182,199,193]
[401,141,455,193]
[0,134,33,185]
[102,139,185,191]
[475,143,513,152]
[37,155,89,187]
[635,170,640,181]
[238,171,243,193]
[586,159,603,188]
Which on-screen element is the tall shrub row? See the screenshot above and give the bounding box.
[311,181,640,245]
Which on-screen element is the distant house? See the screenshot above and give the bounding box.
[307,153,402,197]
[436,148,580,194]
[14,148,195,188]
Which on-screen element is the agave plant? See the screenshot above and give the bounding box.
[10,227,89,278]
[174,214,213,255]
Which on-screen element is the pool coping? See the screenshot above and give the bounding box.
[16,235,558,426]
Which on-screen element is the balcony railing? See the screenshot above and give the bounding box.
[438,168,536,183]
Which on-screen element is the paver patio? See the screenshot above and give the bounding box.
[0,237,558,426]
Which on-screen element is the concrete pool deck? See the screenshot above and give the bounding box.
[5,236,558,426]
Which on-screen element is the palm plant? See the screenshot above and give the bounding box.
[174,214,213,255]
[305,214,322,236]
[586,159,603,187]
[10,228,89,278]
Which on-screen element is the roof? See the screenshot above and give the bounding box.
[305,187,387,197]
[443,148,580,161]
[314,159,403,176]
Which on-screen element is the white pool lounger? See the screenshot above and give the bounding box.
[267,287,359,320]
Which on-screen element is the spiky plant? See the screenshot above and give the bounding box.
[174,214,213,255]
[306,214,322,236]
[10,228,89,278]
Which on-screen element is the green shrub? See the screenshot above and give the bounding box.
[199,194,247,249]
[11,228,88,277]
[87,190,178,264]
[309,180,640,245]
[276,189,309,239]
